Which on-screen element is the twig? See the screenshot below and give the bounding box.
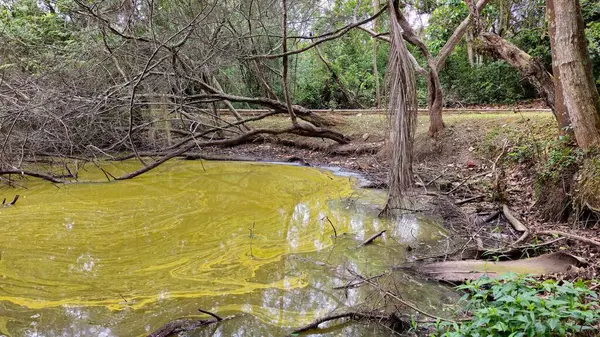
[197,309,223,321]
[332,273,385,290]
[9,195,19,205]
[426,172,445,186]
[321,216,338,238]
[359,230,386,247]
[538,230,600,248]
[444,171,490,195]
[455,194,484,205]
[482,210,501,223]
[348,269,457,323]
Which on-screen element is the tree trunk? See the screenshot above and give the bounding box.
[427,69,445,136]
[393,8,445,137]
[466,29,475,67]
[373,0,381,108]
[552,0,600,148]
[281,0,298,124]
[382,0,418,216]
[547,0,574,137]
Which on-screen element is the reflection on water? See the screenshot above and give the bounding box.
[0,161,456,336]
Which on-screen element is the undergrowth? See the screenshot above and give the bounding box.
[433,274,600,337]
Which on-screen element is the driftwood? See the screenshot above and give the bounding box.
[148,309,224,337]
[359,230,386,247]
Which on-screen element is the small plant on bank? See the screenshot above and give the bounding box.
[433,274,600,337]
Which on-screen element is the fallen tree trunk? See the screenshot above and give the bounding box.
[477,33,557,117]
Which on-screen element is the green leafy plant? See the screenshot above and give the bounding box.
[434,274,600,337]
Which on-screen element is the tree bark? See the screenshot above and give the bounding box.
[281,0,298,125]
[551,0,600,148]
[547,0,575,137]
[393,8,446,137]
[466,29,475,67]
[372,0,382,108]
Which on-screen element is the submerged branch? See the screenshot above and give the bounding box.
[287,311,405,336]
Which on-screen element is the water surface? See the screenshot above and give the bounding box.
[0,161,456,336]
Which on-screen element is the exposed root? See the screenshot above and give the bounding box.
[502,204,529,246]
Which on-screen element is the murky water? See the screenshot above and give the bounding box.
[0,161,457,336]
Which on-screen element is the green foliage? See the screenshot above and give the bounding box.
[434,274,600,337]
[0,0,79,73]
[537,140,584,183]
[425,0,468,54]
[507,143,538,164]
[441,50,529,105]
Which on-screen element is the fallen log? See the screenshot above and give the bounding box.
[411,252,586,282]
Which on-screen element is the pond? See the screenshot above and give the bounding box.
[0,161,457,336]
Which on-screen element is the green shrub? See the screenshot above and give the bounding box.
[434,274,600,337]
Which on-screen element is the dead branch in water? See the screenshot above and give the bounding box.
[321,216,338,238]
[148,309,225,337]
[332,273,385,290]
[2,195,19,206]
[287,311,406,336]
[359,230,386,247]
[347,268,457,323]
[0,169,65,184]
[9,195,18,205]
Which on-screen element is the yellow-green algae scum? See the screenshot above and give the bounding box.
[0,161,450,336]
